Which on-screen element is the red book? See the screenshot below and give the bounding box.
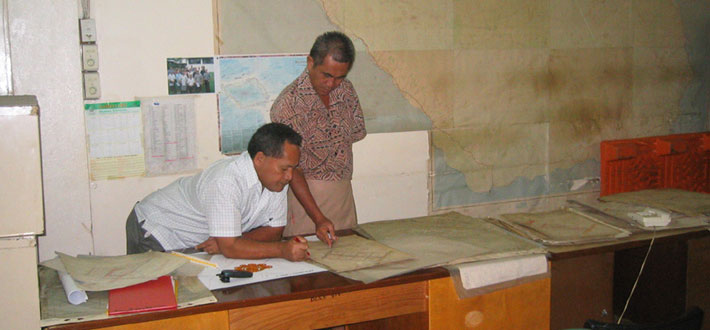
[108,275,177,316]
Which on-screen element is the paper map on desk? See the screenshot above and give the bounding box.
[307,235,413,272]
[498,208,631,245]
[53,251,188,291]
[39,266,216,328]
[571,199,710,232]
[600,189,710,217]
[344,212,546,283]
[198,255,325,290]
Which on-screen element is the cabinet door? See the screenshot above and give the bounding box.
[551,253,614,330]
[0,238,40,330]
[99,311,229,330]
[429,276,550,329]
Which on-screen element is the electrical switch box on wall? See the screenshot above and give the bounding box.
[79,19,96,43]
[81,44,99,71]
[83,72,100,99]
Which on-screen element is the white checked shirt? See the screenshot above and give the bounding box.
[135,152,288,251]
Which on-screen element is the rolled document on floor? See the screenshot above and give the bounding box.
[58,270,88,305]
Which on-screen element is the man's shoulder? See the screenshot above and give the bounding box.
[339,78,358,94]
[200,155,242,180]
[274,78,301,101]
[271,82,302,118]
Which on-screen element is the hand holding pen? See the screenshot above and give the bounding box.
[315,219,337,248]
[281,236,309,261]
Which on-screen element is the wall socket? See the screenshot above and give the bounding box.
[79,19,97,43]
[83,72,101,99]
[81,44,99,71]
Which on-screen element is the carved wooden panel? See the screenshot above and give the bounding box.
[601,133,710,196]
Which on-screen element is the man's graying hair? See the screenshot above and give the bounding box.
[309,31,355,69]
[247,123,302,159]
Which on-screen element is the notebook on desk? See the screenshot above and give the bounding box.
[108,275,177,316]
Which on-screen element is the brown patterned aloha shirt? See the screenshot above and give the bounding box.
[270,69,366,181]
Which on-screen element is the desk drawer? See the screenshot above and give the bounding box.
[229,281,427,330]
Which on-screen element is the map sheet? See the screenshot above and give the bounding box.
[50,251,188,291]
[217,54,306,154]
[39,266,216,327]
[307,235,413,273]
[569,199,710,232]
[344,212,545,283]
[498,208,630,245]
[600,189,710,217]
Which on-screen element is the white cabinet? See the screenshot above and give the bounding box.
[0,95,43,330]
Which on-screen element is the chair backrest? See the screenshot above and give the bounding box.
[583,307,703,330]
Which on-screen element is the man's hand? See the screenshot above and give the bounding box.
[315,218,337,247]
[280,236,309,261]
[196,237,221,254]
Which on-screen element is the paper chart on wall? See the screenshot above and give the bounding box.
[140,96,197,176]
[84,101,145,180]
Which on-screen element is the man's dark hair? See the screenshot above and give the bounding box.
[309,31,355,69]
[247,123,302,159]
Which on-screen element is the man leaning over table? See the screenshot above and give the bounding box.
[125,123,309,261]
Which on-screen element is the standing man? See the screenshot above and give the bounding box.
[270,31,367,247]
[125,123,309,261]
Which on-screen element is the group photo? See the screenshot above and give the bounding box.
[167,57,215,94]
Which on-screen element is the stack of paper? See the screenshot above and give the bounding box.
[627,208,671,227]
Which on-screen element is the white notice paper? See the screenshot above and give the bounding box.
[84,101,145,180]
[140,96,197,175]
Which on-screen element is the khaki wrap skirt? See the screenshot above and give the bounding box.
[283,179,357,237]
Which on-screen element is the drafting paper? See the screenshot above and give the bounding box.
[198,255,325,290]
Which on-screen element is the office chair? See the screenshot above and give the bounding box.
[583,306,703,330]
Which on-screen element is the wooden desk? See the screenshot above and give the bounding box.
[47,267,551,330]
[547,227,710,330]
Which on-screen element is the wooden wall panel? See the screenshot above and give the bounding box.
[600,132,710,196]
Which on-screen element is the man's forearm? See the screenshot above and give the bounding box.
[242,225,283,242]
[216,236,285,259]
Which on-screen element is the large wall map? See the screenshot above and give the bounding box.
[218,0,709,210]
[218,55,307,154]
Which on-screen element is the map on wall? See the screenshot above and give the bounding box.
[217,54,307,154]
[217,0,706,210]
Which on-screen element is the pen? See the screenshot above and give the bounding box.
[169,251,219,269]
[293,236,310,257]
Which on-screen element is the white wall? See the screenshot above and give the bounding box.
[9,0,94,261]
[88,0,218,256]
[12,0,428,258]
[353,131,429,224]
